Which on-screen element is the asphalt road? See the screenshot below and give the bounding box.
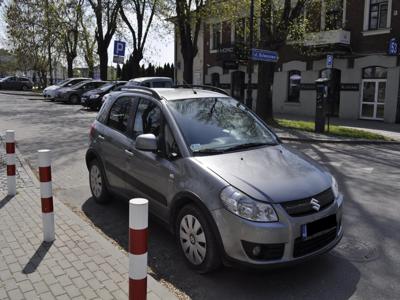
[1,92,400,300]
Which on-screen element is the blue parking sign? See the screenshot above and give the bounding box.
[114,41,126,57]
[326,55,334,68]
[388,38,398,56]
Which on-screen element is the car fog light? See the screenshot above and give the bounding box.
[252,246,262,257]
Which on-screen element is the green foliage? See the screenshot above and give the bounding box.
[120,60,174,80]
[276,119,391,141]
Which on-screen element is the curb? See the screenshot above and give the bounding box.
[4,139,179,300]
[0,90,42,97]
[279,136,400,144]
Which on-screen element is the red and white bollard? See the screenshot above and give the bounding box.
[5,130,16,196]
[129,198,149,300]
[38,149,55,242]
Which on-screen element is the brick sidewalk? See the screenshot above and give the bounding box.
[0,141,177,299]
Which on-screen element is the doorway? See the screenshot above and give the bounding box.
[360,80,386,120]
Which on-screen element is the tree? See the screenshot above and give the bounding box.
[88,0,122,80]
[79,14,97,78]
[120,0,158,78]
[255,0,309,121]
[173,0,204,84]
[58,0,84,77]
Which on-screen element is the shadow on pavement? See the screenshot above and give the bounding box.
[82,196,361,300]
[22,241,54,274]
[0,195,13,209]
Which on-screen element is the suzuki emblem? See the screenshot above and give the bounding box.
[310,198,321,211]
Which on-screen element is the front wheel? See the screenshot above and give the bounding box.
[176,205,221,273]
[89,159,110,204]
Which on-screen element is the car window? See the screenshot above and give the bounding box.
[107,97,133,133]
[133,98,161,139]
[164,124,180,160]
[94,82,105,88]
[141,81,151,87]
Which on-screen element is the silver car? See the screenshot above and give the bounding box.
[86,86,343,273]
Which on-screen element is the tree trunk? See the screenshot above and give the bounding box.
[98,46,108,80]
[182,52,194,84]
[256,61,275,121]
[47,43,53,85]
[131,51,143,79]
[88,64,94,78]
[67,57,74,78]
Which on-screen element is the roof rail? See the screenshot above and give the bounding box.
[174,84,230,96]
[119,85,163,100]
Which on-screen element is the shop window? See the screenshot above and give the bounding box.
[362,66,387,79]
[211,73,220,87]
[288,71,301,102]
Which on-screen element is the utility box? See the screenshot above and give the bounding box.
[315,78,329,133]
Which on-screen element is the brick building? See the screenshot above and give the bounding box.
[174,0,400,123]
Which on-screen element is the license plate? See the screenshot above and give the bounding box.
[301,214,337,240]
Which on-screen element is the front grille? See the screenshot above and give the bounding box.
[242,241,285,261]
[281,188,334,217]
[293,227,337,258]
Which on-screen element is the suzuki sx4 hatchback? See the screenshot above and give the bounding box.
[86,87,343,273]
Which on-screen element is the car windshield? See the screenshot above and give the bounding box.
[70,81,89,89]
[98,83,115,91]
[168,97,278,154]
[0,77,11,82]
[57,79,70,86]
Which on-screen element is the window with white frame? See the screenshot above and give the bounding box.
[363,0,392,32]
[211,23,221,50]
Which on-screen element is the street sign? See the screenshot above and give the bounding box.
[250,48,279,62]
[326,55,334,68]
[388,38,398,56]
[113,40,126,64]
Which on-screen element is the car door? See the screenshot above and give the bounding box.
[100,96,136,195]
[125,97,179,220]
[6,77,17,89]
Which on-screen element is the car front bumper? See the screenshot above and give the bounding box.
[211,194,343,267]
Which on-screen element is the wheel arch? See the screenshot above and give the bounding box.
[170,191,225,254]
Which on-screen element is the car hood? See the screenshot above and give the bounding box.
[44,85,60,91]
[194,145,331,203]
[82,89,103,97]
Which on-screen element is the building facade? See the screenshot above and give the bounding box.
[174,0,400,123]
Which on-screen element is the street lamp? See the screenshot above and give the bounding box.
[246,0,255,109]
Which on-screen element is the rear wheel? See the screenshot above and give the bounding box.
[70,94,80,104]
[176,205,221,273]
[89,159,110,204]
[21,85,28,91]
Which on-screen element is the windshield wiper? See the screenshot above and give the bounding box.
[222,142,276,152]
[193,148,226,155]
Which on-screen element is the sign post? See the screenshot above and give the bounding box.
[250,49,279,63]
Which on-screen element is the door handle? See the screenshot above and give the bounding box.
[125,149,134,157]
[98,134,105,141]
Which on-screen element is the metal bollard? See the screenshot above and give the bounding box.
[5,130,16,196]
[38,149,55,242]
[129,198,149,300]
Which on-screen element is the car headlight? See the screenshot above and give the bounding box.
[220,186,278,222]
[90,94,100,99]
[331,176,339,198]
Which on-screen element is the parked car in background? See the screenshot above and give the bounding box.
[43,77,90,100]
[0,76,33,91]
[81,81,127,110]
[86,86,343,273]
[124,77,173,88]
[54,80,106,104]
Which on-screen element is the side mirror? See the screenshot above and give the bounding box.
[136,134,157,152]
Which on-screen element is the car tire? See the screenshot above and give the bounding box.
[176,204,221,273]
[21,85,28,91]
[70,94,80,104]
[89,159,111,204]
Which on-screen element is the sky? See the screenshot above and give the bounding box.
[0,13,175,67]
